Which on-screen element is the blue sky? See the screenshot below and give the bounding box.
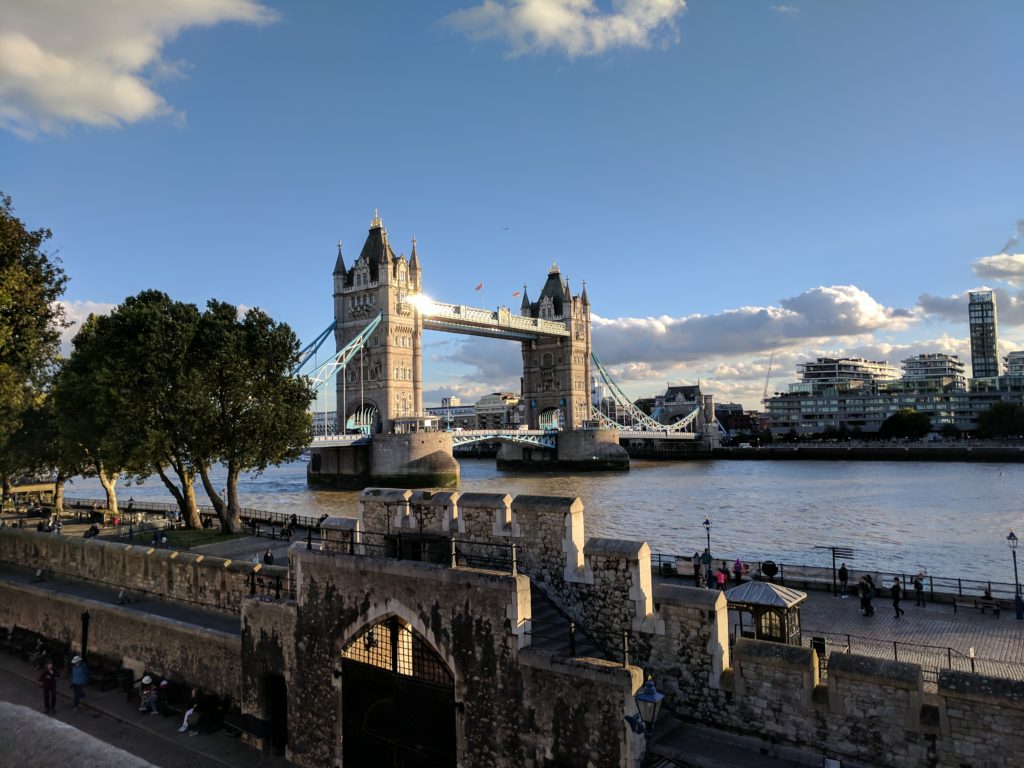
[2,0,1023,409]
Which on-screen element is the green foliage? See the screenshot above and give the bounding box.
[878,408,932,440]
[55,292,312,530]
[975,402,1024,439]
[0,193,67,462]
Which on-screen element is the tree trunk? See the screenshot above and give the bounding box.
[1,474,10,504]
[222,461,243,534]
[198,465,226,521]
[155,460,201,529]
[95,461,118,516]
[53,476,65,515]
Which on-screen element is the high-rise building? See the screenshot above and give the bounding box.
[788,358,899,394]
[1004,351,1024,377]
[969,290,1000,378]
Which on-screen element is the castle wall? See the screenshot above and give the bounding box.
[0,527,283,615]
[0,579,240,700]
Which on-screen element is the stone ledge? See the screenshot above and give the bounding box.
[734,637,814,668]
[517,646,642,686]
[939,669,1024,708]
[828,651,922,687]
[511,495,583,514]
[585,538,648,560]
[654,583,726,611]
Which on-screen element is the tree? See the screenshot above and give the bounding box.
[191,301,312,533]
[55,292,207,526]
[976,402,1024,439]
[878,409,931,440]
[0,193,67,498]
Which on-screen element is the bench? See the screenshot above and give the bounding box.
[953,598,1001,617]
[223,711,271,746]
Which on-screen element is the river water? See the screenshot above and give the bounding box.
[64,459,1023,584]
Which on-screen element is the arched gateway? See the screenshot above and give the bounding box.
[341,617,456,767]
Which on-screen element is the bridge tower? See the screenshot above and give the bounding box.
[519,264,592,430]
[333,213,423,433]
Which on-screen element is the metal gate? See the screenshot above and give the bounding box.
[341,617,456,767]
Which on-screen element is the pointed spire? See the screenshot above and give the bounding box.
[520,284,531,313]
[410,236,420,271]
[581,279,589,305]
[549,260,559,275]
[333,240,345,275]
[371,209,382,228]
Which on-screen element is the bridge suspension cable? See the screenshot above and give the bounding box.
[302,312,383,394]
[293,320,337,375]
[590,351,701,432]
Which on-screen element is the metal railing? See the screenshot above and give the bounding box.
[651,552,1020,602]
[793,629,1024,685]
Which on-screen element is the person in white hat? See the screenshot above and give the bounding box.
[70,655,88,710]
[139,675,159,714]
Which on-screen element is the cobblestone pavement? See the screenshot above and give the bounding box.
[730,585,1024,684]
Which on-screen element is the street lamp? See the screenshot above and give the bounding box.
[625,678,665,736]
[703,517,712,587]
[1008,530,1023,621]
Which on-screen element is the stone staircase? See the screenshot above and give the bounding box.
[527,583,610,661]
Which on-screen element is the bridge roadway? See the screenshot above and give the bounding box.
[419,300,569,341]
[309,428,698,449]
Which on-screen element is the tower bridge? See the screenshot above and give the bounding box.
[301,214,718,488]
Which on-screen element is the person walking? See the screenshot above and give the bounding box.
[913,573,926,607]
[891,578,906,618]
[691,551,701,586]
[838,563,849,598]
[70,655,88,710]
[38,661,57,714]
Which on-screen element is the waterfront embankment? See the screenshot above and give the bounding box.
[713,443,1024,462]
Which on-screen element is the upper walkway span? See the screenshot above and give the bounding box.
[419,300,570,341]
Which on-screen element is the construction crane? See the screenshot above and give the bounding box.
[762,347,775,402]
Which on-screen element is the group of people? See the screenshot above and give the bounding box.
[138,675,204,734]
[690,550,749,590]
[837,563,927,619]
[37,655,88,714]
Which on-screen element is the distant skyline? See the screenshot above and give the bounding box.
[2,1,1023,409]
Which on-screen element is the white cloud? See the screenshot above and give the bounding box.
[918,286,1024,327]
[444,0,687,57]
[591,284,915,367]
[58,299,116,355]
[973,253,1024,286]
[0,0,275,138]
[770,4,800,15]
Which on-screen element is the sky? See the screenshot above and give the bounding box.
[2,0,1024,410]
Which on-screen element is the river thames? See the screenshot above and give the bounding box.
[66,459,1022,584]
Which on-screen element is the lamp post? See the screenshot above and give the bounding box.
[1008,530,1023,621]
[703,517,712,587]
[625,678,665,737]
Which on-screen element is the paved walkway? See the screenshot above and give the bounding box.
[0,653,286,768]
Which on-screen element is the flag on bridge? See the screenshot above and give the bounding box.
[474,282,484,291]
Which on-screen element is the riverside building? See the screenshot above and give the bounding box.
[763,353,1021,435]
[969,289,1000,378]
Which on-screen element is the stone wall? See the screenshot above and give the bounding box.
[0,580,241,700]
[240,545,641,768]
[0,527,286,615]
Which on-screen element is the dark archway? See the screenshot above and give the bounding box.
[341,617,456,767]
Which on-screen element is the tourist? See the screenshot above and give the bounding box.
[38,660,57,714]
[838,563,849,598]
[732,558,744,585]
[70,655,88,710]
[691,551,701,586]
[913,573,926,607]
[891,578,905,618]
[864,575,876,616]
[29,638,48,670]
[139,675,159,714]
[179,688,203,735]
[715,564,728,591]
[700,548,712,587]
[263,548,275,565]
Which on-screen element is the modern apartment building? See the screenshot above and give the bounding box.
[969,290,1000,378]
[900,353,967,390]
[787,358,899,395]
